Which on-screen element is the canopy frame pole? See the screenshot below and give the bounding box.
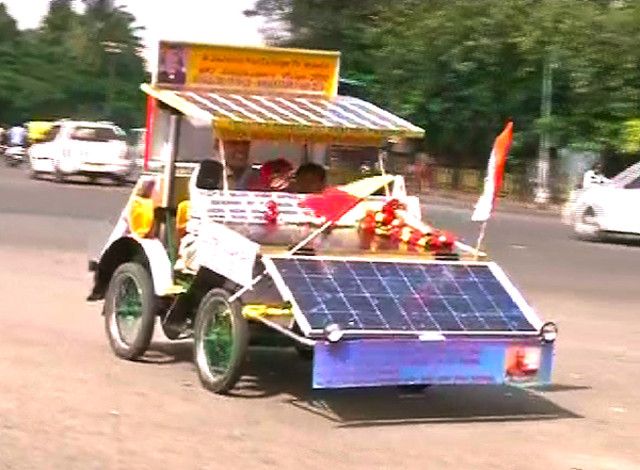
[161,112,180,208]
[218,136,229,193]
[378,142,390,198]
[161,112,181,265]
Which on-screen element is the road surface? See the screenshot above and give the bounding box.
[1,166,639,469]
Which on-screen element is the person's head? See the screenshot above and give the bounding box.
[259,158,294,191]
[223,140,251,174]
[162,47,183,73]
[592,162,603,173]
[294,163,327,193]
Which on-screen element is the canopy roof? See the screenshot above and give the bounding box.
[142,84,424,145]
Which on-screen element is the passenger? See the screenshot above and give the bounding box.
[292,162,327,193]
[223,139,257,190]
[249,158,294,191]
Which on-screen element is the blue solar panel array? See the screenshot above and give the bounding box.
[271,258,537,333]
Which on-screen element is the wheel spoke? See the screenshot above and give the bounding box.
[202,303,233,375]
[115,276,143,344]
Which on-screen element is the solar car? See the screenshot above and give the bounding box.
[87,42,557,394]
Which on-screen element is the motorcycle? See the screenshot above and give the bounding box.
[4,145,26,167]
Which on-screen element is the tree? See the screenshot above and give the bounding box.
[0,0,146,128]
[0,2,17,43]
[246,0,640,167]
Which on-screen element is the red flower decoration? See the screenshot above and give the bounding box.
[264,200,279,225]
[358,198,457,254]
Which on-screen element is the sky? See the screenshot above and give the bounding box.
[3,0,265,69]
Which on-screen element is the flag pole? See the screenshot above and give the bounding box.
[228,175,393,303]
[474,221,488,261]
[470,121,514,261]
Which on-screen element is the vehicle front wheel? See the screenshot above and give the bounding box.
[573,206,601,241]
[103,262,157,360]
[193,288,249,394]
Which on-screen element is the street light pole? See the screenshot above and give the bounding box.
[102,41,124,119]
[535,54,553,204]
[535,57,553,204]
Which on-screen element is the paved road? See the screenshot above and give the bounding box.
[1,165,639,469]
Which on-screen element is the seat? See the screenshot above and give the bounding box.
[128,196,155,238]
[195,160,223,190]
[176,200,191,237]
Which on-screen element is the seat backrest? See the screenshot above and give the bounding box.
[196,160,223,190]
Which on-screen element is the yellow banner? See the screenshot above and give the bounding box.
[214,119,390,146]
[156,42,340,98]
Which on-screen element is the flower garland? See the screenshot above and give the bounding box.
[358,199,456,253]
[264,200,279,225]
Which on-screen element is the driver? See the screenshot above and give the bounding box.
[223,139,257,190]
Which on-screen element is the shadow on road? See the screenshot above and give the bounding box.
[30,172,136,187]
[143,340,193,364]
[141,344,582,427]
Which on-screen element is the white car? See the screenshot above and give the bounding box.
[29,120,133,183]
[564,161,640,239]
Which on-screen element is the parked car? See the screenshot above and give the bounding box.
[29,120,134,184]
[563,161,640,239]
[128,127,166,173]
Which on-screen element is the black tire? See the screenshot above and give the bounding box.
[574,206,601,241]
[103,262,157,360]
[111,175,127,186]
[193,288,249,394]
[54,167,66,183]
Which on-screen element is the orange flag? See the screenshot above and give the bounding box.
[472,122,514,222]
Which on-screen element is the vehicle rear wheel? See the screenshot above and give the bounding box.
[193,288,248,394]
[574,206,601,241]
[103,262,157,360]
[111,175,127,186]
[54,167,67,183]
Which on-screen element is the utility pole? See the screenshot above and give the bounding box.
[534,54,554,204]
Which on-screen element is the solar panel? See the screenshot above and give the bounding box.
[267,257,541,336]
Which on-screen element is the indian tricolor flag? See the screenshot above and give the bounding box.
[472,121,514,222]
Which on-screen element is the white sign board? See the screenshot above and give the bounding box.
[196,221,260,287]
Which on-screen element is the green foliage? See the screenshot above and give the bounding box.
[247,0,640,164]
[0,0,145,128]
[620,119,640,154]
